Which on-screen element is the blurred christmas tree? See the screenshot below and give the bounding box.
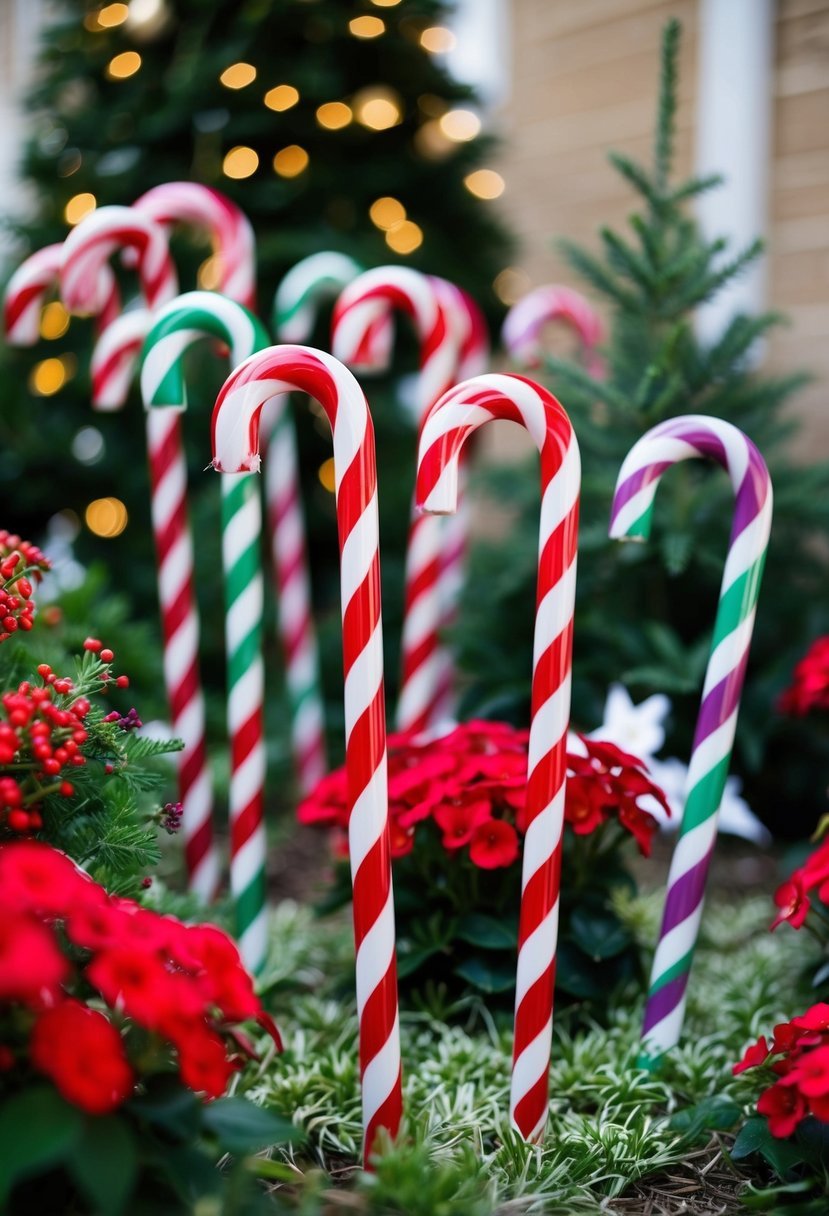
[458,20,829,836]
[0,0,512,770]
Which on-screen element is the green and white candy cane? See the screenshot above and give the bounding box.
[140,291,271,972]
[610,415,772,1062]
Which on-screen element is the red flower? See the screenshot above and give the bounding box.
[469,818,519,869]
[757,1079,808,1138]
[434,799,491,849]
[791,1003,829,1034]
[564,776,607,835]
[733,1034,770,1075]
[771,876,811,931]
[787,1044,829,1099]
[0,841,88,916]
[779,636,829,716]
[30,1000,134,1114]
[175,1023,238,1099]
[0,911,69,1008]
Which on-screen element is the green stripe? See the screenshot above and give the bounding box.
[235,866,267,938]
[649,947,695,995]
[679,754,731,837]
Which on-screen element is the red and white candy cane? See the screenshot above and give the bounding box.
[503,284,605,377]
[332,266,460,734]
[3,242,120,347]
[132,182,257,310]
[212,344,401,1164]
[62,211,219,901]
[417,373,580,1143]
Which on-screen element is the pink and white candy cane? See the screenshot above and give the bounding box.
[503,284,604,377]
[62,211,219,901]
[332,266,460,735]
[212,344,401,1163]
[132,182,257,310]
[3,242,120,347]
[417,373,580,1142]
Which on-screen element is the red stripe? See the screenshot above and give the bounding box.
[363,1065,403,1164]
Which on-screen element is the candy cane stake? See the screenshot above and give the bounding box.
[91,308,153,411]
[503,285,604,378]
[4,242,120,347]
[212,344,401,1163]
[417,372,580,1143]
[610,416,772,1062]
[61,211,223,901]
[132,182,257,310]
[141,292,271,971]
[332,266,459,735]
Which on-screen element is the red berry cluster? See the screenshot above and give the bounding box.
[0,530,51,643]
[0,841,281,1115]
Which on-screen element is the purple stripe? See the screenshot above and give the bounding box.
[611,461,673,524]
[730,441,770,542]
[692,647,751,748]
[643,971,690,1036]
[659,852,713,938]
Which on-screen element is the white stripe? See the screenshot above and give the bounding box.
[684,710,738,792]
[231,821,268,893]
[532,558,577,668]
[514,901,559,1009]
[395,652,445,732]
[520,788,565,887]
[527,674,572,773]
[225,577,264,655]
[539,439,580,540]
[361,1012,401,1144]
[140,328,200,403]
[701,611,756,700]
[650,901,706,984]
[721,510,772,591]
[230,744,267,829]
[641,996,688,1059]
[162,613,200,692]
[171,689,207,750]
[348,755,388,880]
[239,906,269,972]
[222,482,261,569]
[339,495,379,612]
[344,620,383,737]
[355,890,396,1020]
[227,661,265,731]
[509,1020,552,1128]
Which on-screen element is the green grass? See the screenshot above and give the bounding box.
[238,893,817,1213]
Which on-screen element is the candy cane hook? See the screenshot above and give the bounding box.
[503,285,604,377]
[141,292,271,969]
[4,243,121,348]
[332,266,460,735]
[417,372,580,1143]
[212,344,401,1163]
[610,415,772,1062]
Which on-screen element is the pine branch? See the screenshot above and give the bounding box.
[654,19,681,195]
[558,240,643,312]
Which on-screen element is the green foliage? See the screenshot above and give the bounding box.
[0,1078,301,1215]
[456,19,829,837]
[0,0,513,777]
[232,893,821,1212]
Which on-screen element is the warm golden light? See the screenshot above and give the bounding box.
[83,11,103,31]
[354,88,402,131]
[464,169,505,200]
[369,196,406,230]
[197,255,223,290]
[40,302,70,340]
[493,267,532,306]
[98,3,128,26]
[316,101,352,130]
[222,145,259,179]
[413,120,451,159]
[220,62,257,89]
[106,51,142,79]
[85,497,128,538]
[349,16,385,38]
[371,0,402,6]
[439,108,481,142]
[317,458,336,493]
[264,84,299,111]
[273,145,309,178]
[385,220,423,254]
[64,192,97,226]
[29,358,67,397]
[420,26,456,53]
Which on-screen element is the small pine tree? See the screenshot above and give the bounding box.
[458,20,829,836]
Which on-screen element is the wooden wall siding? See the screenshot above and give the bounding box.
[493,0,829,458]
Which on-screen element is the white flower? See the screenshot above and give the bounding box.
[590,683,671,762]
[644,756,771,846]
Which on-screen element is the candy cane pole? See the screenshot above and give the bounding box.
[4,243,120,347]
[131,182,257,310]
[212,344,401,1163]
[61,211,223,901]
[428,280,490,721]
[503,284,604,377]
[141,292,271,970]
[610,416,772,1062]
[332,266,459,734]
[417,373,580,1142]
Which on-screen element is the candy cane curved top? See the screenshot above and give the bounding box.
[430,278,490,380]
[61,205,178,314]
[4,242,120,346]
[417,372,580,1143]
[91,308,153,411]
[132,183,256,310]
[331,265,456,416]
[274,251,365,342]
[503,284,604,375]
[212,344,401,1162]
[140,291,268,409]
[610,415,772,1060]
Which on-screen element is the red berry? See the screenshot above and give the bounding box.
[115,675,129,689]
[3,617,17,633]
[59,781,74,797]
[37,664,52,679]
[42,758,61,775]
[104,764,114,775]
[141,877,152,889]
[7,810,29,832]
[84,638,102,653]
[100,649,114,663]
[28,812,42,829]
[15,577,32,599]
